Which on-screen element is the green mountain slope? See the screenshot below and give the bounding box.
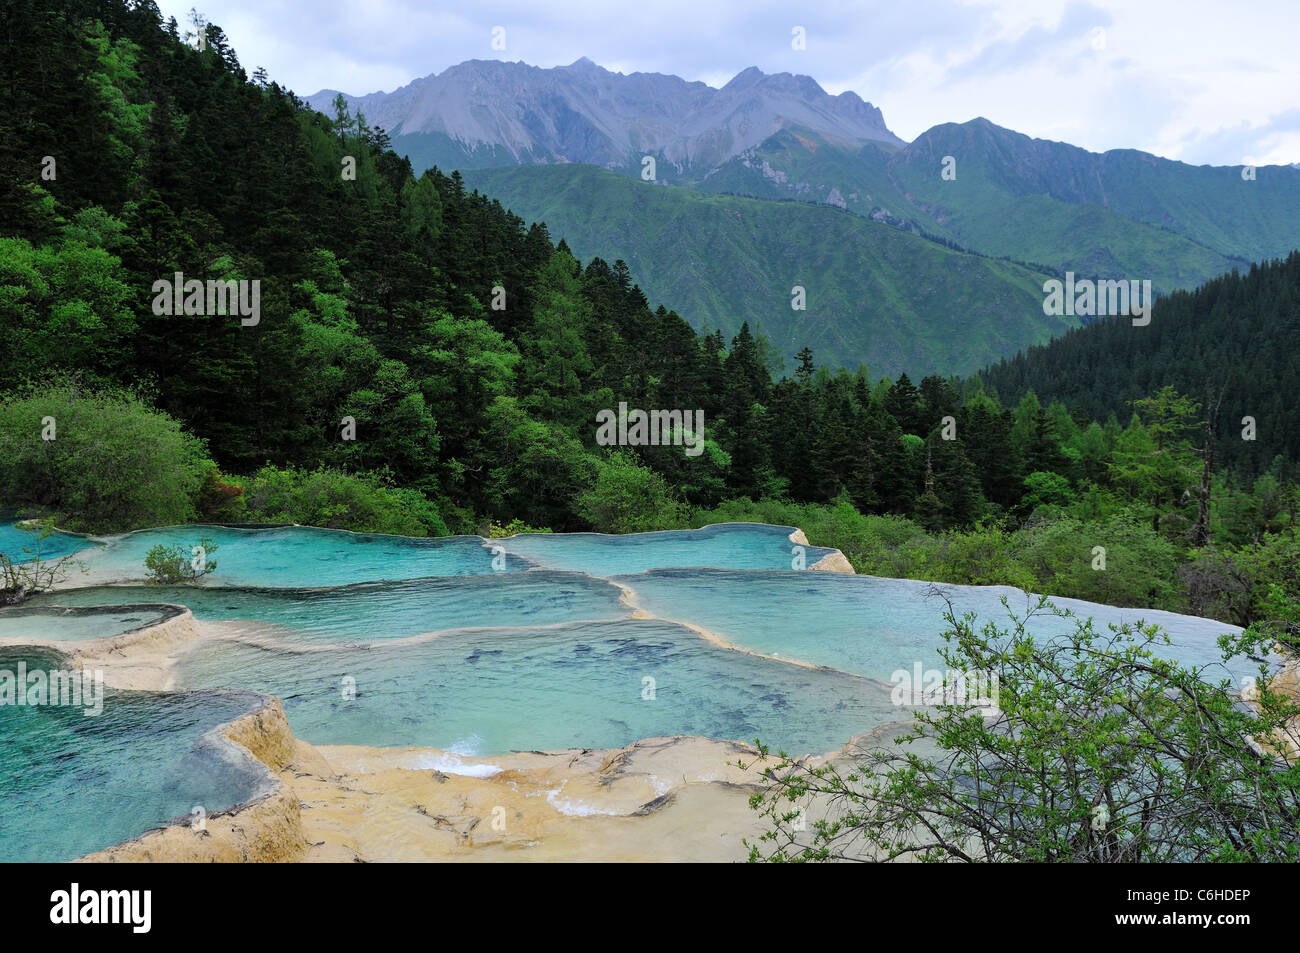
[901,119,1300,265]
[697,122,1268,292]
[465,164,1070,377]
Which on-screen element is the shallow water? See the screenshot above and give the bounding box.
[20,522,828,586]
[0,606,171,643]
[172,618,901,754]
[495,524,836,575]
[57,525,525,587]
[0,521,97,564]
[0,521,1275,859]
[0,647,269,862]
[616,569,1265,686]
[31,573,629,644]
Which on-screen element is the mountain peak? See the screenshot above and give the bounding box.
[723,66,829,97]
[307,57,901,170]
[723,66,766,89]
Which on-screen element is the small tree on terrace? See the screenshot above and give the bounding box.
[0,518,82,605]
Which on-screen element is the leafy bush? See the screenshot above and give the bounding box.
[1012,513,1180,609]
[144,536,218,584]
[688,495,925,560]
[488,519,552,538]
[241,465,450,536]
[193,469,247,523]
[577,450,686,533]
[1252,583,1300,654]
[0,383,210,533]
[746,599,1300,862]
[927,523,1037,590]
[686,498,1184,606]
[1236,532,1300,614]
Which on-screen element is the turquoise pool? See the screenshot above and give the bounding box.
[10,522,829,586]
[0,647,270,862]
[0,521,1275,861]
[54,525,527,587]
[171,617,901,754]
[0,521,97,564]
[495,523,837,575]
[0,606,173,643]
[30,572,630,644]
[615,569,1264,686]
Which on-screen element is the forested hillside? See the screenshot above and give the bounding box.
[2,0,1299,637]
[982,253,1300,475]
[464,163,1065,377]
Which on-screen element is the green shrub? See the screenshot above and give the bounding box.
[1012,513,1180,609]
[488,519,552,538]
[193,469,247,523]
[1230,531,1300,626]
[687,496,932,576]
[0,383,210,533]
[241,465,450,536]
[929,523,1037,590]
[577,451,686,534]
[144,536,219,584]
[747,602,1300,862]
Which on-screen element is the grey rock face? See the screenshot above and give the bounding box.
[307,58,900,171]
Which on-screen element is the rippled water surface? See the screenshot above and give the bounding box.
[0,648,268,862]
[0,606,171,643]
[172,618,900,753]
[0,521,1269,860]
[29,572,629,644]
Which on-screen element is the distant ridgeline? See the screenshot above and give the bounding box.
[0,0,1295,552]
[310,60,1300,377]
[981,252,1300,475]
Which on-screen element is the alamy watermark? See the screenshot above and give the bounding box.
[1042,272,1151,326]
[50,883,150,933]
[890,663,1000,717]
[151,272,261,326]
[0,662,104,716]
[595,402,705,456]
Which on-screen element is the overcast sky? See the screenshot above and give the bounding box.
[156,0,1300,166]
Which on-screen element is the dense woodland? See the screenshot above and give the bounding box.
[1,1,1299,640]
[983,252,1300,475]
